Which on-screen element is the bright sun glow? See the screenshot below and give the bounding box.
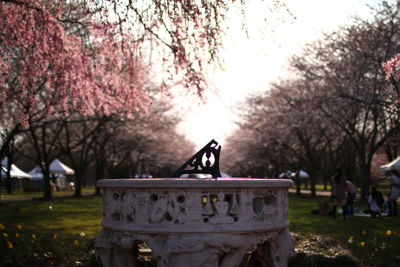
[173,0,372,149]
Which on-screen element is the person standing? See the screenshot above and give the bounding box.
[388,170,400,216]
[331,168,347,219]
[345,180,357,216]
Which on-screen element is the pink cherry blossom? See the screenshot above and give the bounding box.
[0,1,150,128]
[382,53,400,80]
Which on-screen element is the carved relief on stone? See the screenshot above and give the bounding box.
[122,192,136,223]
[147,191,187,224]
[106,191,137,224]
[251,228,296,267]
[95,229,139,267]
[201,191,241,224]
[96,179,295,267]
[186,191,203,223]
[252,191,278,221]
[278,191,289,218]
[135,193,147,224]
[240,189,255,219]
[148,232,279,267]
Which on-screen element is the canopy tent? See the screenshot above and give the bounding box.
[28,158,75,178]
[279,170,292,178]
[28,165,44,179]
[288,170,309,179]
[1,157,31,179]
[298,170,309,178]
[49,158,75,175]
[1,164,31,179]
[379,156,400,171]
[26,159,74,191]
[1,157,8,166]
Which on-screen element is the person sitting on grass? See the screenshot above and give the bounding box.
[368,187,384,218]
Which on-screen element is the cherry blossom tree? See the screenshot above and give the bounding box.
[225,0,400,201]
[0,0,288,153]
[383,53,400,80]
[383,53,400,99]
[1,0,290,198]
[0,1,149,158]
[0,0,151,198]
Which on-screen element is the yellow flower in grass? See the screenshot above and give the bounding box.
[360,241,365,247]
[0,224,5,230]
[362,230,366,235]
[3,233,8,238]
[386,230,392,235]
[74,240,79,246]
[17,224,22,230]
[32,234,36,239]
[7,241,13,249]
[348,236,354,243]
[52,234,57,239]
[15,233,19,237]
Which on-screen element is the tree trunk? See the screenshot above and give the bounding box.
[4,147,13,194]
[310,174,316,197]
[95,158,104,196]
[359,162,371,204]
[295,173,301,195]
[5,175,12,194]
[42,167,52,200]
[0,124,21,164]
[74,170,82,197]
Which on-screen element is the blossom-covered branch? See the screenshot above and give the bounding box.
[382,53,400,80]
[0,1,149,128]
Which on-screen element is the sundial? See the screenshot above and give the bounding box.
[170,139,222,178]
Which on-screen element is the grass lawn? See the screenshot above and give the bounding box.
[0,194,102,266]
[289,194,400,267]
[0,187,96,199]
[0,192,399,266]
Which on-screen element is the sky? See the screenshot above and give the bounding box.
[172,0,373,149]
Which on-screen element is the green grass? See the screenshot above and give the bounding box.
[289,194,400,267]
[0,195,102,266]
[0,192,399,266]
[295,184,332,191]
[0,187,96,199]
[293,180,391,195]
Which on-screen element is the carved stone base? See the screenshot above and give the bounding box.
[95,178,295,267]
[96,228,295,267]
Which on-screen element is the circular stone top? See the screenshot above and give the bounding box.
[97,178,293,188]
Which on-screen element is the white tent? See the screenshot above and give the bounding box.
[28,165,44,179]
[49,158,75,175]
[1,164,31,178]
[279,170,292,178]
[298,170,309,178]
[288,170,309,178]
[379,156,400,171]
[28,158,75,178]
[1,157,31,179]
[1,157,9,167]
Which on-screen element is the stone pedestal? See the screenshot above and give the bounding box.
[95,178,295,267]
